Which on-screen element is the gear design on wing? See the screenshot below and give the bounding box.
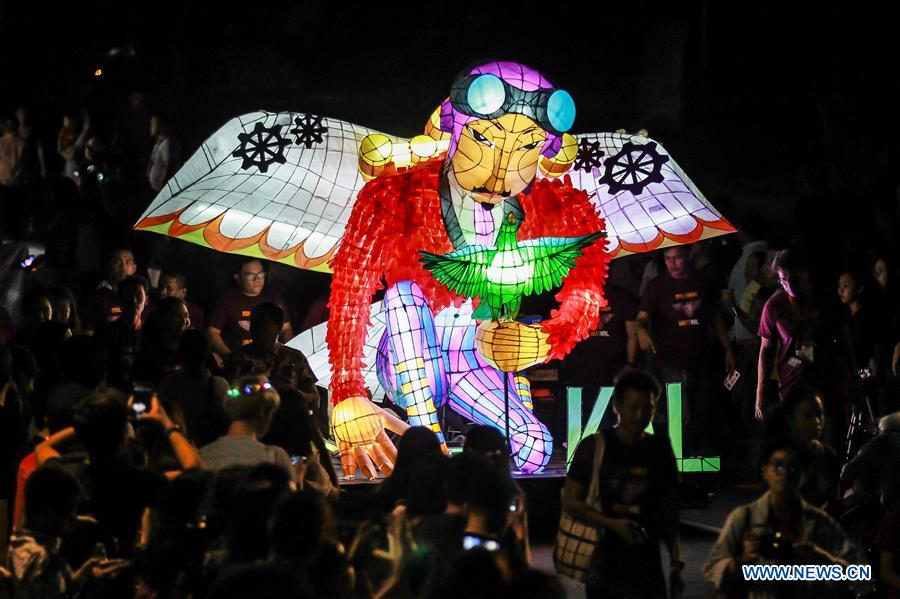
[573,138,605,173]
[597,140,669,194]
[290,114,327,148]
[231,122,292,173]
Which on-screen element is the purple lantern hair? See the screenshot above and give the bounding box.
[440,61,565,158]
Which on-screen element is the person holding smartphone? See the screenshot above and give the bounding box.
[34,389,203,557]
[562,371,683,598]
[7,466,129,597]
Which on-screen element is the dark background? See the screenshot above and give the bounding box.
[2,2,896,221]
[1,1,896,250]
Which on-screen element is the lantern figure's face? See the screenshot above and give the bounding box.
[449,113,547,205]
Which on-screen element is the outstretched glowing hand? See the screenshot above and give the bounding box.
[331,396,407,480]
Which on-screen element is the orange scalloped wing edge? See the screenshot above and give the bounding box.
[135,209,335,271]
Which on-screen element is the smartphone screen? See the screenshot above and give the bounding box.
[132,383,154,415]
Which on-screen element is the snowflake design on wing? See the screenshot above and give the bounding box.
[597,141,669,194]
[573,139,605,173]
[231,122,291,173]
[290,114,328,148]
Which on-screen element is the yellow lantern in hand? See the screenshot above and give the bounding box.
[475,319,550,373]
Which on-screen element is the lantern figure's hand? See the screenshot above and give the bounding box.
[331,396,406,480]
[474,320,551,373]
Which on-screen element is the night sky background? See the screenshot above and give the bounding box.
[2,1,897,236]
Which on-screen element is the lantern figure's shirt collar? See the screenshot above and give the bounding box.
[439,164,523,250]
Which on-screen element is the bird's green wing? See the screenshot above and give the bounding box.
[518,232,606,295]
[419,247,493,300]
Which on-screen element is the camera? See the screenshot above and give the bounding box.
[758,531,793,562]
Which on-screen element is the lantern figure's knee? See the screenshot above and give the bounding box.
[384,280,429,310]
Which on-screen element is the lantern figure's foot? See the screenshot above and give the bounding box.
[448,368,552,473]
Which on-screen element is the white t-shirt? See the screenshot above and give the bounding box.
[147,137,172,192]
[728,240,768,341]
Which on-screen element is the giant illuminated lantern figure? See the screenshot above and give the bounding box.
[135,61,735,477]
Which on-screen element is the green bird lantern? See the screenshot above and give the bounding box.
[420,213,605,321]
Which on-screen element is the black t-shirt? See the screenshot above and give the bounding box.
[99,319,142,391]
[846,304,880,371]
[875,504,900,599]
[568,429,679,540]
[414,512,467,578]
[0,389,28,498]
[568,429,678,592]
[801,440,841,513]
[157,371,229,446]
[639,270,713,371]
[207,560,316,599]
[565,284,638,384]
[71,457,168,556]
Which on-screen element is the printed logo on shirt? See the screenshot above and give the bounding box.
[611,503,642,517]
[674,291,699,301]
[671,289,702,322]
[589,311,616,337]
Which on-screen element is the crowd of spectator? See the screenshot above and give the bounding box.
[1,96,899,598]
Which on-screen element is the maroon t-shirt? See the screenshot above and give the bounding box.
[84,286,123,333]
[208,287,288,352]
[186,300,205,331]
[565,284,638,383]
[639,270,711,371]
[757,289,822,398]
